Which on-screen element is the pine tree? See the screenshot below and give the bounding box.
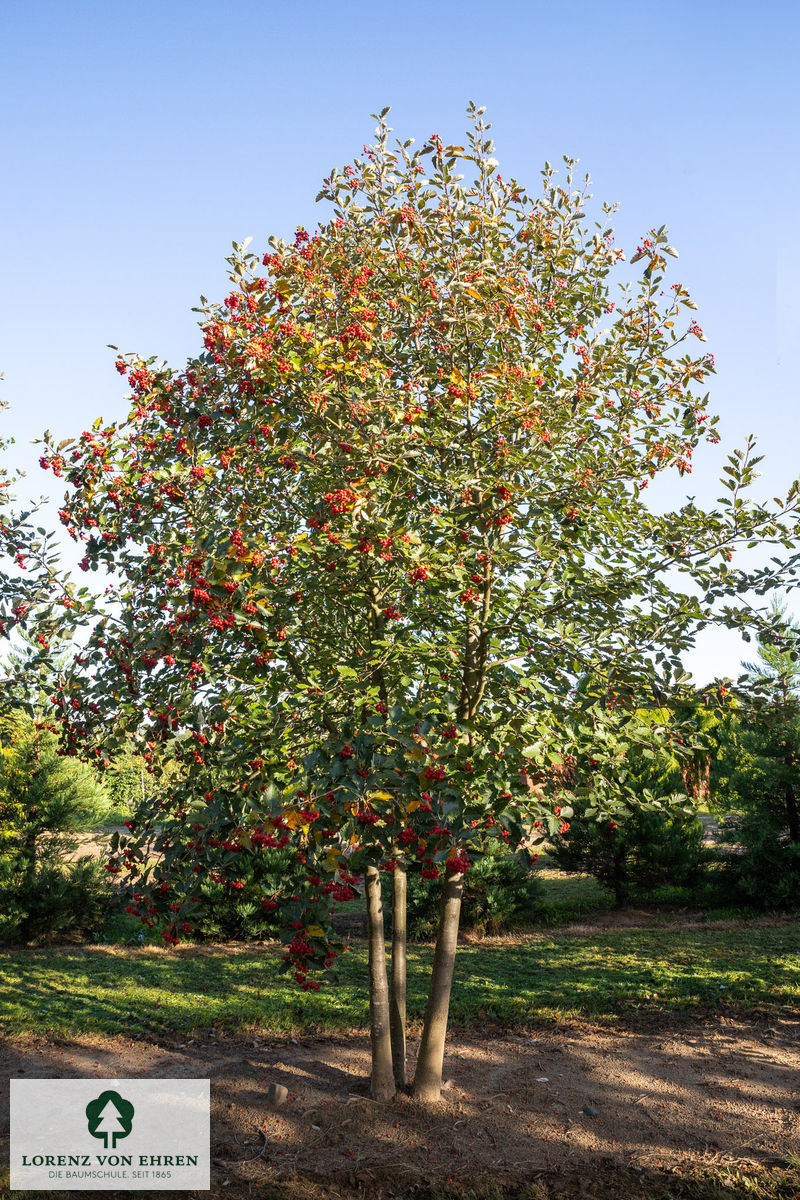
[0,714,111,941]
[713,597,800,844]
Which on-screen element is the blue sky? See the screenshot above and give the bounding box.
[1,0,798,680]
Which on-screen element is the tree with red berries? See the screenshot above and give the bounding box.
[48,106,800,1102]
[0,396,86,711]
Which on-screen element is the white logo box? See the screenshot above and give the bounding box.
[10,1079,210,1191]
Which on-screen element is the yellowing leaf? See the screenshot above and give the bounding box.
[372,790,394,801]
[306,925,325,938]
[283,809,307,830]
[406,746,427,762]
[405,799,421,814]
[324,848,342,871]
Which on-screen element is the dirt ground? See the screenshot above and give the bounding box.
[2,1015,799,1197]
[67,828,128,863]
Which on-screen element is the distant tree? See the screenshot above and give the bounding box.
[713,598,800,840]
[711,598,800,905]
[0,713,112,941]
[550,705,709,905]
[102,748,179,820]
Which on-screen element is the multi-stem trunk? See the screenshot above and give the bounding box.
[412,871,464,1103]
[390,863,407,1089]
[364,864,396,1101]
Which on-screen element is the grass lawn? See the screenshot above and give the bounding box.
[331,861,615,931]
[1,919,798,1039]
[531,863,613,921]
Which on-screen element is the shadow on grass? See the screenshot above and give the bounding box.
[1,920,799,1043]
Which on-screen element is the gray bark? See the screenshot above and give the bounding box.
[412,872,464,1102]
[390,864,407,1088]
[365,864,395,1101]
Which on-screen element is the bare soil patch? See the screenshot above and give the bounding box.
[2,1016,799,1197]
[67,827,125,863]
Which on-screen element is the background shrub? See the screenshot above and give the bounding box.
[191,844,295,941]
[0,714,113,943]
[719,812,800,909]
[549,800,709,908]
[404,848,543,938]
[0,857,114,944]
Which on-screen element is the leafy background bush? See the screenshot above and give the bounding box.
[718,812,800,909]
[191,844,295,941]
[549,800,710,908]
[0,714,113,943]
[403,848,543,938]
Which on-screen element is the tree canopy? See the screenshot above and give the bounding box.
[0,397,87,713]
[44,106,800,1100]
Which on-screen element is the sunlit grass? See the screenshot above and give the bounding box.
[1,920,798,1039]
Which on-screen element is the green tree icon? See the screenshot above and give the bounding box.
[85,1090,134,1149]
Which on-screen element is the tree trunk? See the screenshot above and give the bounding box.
[390,864,407,1089]
[18,813,39,943]
[364,864,395,1101]
[785,776,800,844]
[412,871,464,1103]
[612,850,629,909]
